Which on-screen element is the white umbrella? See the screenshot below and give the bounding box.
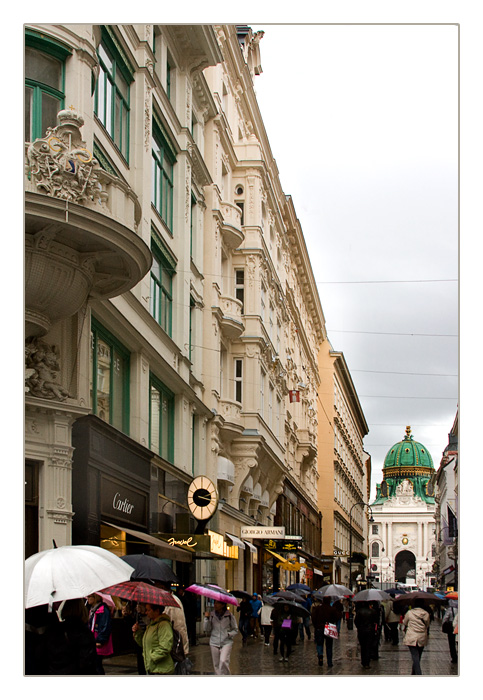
[25,545,135,608]
[316,584,353,598]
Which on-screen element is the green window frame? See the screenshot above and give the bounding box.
[25,31,71,142]
[90,318,130,434]
[94,28,133,161]
[150,235,175,336]
[151,118,176,231]
[149,373,175,463]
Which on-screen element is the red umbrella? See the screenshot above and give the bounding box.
[445,591,458,599]
[100,580,180,607]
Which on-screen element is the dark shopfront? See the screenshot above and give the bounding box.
[71,414,195,569]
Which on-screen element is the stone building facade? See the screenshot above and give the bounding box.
[316,346,370,587]
[24,24,329,596]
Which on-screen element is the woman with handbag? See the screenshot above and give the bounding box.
[311,596,340,667]
[87,593,114,674]
[402,599,431,675]
[442,601,458,664]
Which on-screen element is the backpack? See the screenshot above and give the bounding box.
[170,623,186,663]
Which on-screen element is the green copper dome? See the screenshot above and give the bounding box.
[384,426,434,469]
[373,427,435,505]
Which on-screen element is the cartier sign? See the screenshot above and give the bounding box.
[100,476,147,528]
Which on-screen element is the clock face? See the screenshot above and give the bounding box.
[187,476,218,521]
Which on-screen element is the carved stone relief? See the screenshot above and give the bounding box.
[27,109,106,205]
[25,338,71,401]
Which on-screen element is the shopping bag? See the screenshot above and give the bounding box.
[281,618,292,629]
[324,622,338,639]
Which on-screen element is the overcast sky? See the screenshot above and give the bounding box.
[250,23,459,495]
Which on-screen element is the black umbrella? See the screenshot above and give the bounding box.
[271,590,305,603]
[393,591,442,613]
[230,589,251,599]
[272,598,310,619]
[384,587,407,596]
[121,553,179,584]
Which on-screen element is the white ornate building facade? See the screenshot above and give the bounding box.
[369,428,437,590]
[24,24,329,596]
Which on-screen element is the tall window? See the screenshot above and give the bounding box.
[90,319,130,434]
[25,33,70,142]
[371,542,380,558]
[235,269,245,312]
[234,359,243,403]
[150,237,175,336]
[95,30,132,159]
[152,121,176,230]
[150,374,174,463]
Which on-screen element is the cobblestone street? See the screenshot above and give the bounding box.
[104,615,458,677]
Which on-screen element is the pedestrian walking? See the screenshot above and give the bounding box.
[133,603,175,674]
[203,600,239,674]
[87,593,113,675]
[260,599,274,645]
[237,595,252,644]
[298,593,312,641]
[275,604,296,662]
[311,596,340,667]
[354,602,378,669]
[249,592,263,638]
[154,582,189,656]
[384,595,400,646]
[51,598,98,675]
[402,599,431,675]
[371,601,384,660]
[442,600,458,664]
[332,599,344,634]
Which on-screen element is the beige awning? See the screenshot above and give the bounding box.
[102,521,192,562]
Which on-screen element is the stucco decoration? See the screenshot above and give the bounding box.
[25,338,71,401]
[27,108,105,204]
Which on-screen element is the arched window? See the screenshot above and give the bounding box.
[371,542,380,557]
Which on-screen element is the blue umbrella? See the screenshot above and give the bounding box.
[287,583,311,593]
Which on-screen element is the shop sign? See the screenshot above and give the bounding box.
[100,475,147,528]
[208,530,238,559]
[241,526,285,539]
[156,533,211,551]
[264,539,301,552]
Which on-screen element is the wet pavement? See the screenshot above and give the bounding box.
[104,615,458,677]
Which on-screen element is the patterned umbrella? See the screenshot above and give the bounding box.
[100,580,180,607]
[186,583,238,606]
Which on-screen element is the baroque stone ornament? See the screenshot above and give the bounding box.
[27,108,104,204]
[25,338,71,401]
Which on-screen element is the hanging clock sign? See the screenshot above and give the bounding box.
[187,475,218,521]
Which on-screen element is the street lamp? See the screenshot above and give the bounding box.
[348,501,374,630]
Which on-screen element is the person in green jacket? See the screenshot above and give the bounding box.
[133,604,174,675]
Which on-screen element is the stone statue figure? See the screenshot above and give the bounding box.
[25,339,71,401]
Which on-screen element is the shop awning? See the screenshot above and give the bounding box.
[102,521,192,562]
[243,540,257,553]
[265,548,287,563]
[226,533,245,549]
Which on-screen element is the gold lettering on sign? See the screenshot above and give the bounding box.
[167,537,197,548]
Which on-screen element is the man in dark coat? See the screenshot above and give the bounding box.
[354,602,379,669]
[311,597,341,667]
[237,596,252,644]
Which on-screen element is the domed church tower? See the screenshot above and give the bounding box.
[369,427,437,590]
[374,426,435,505]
